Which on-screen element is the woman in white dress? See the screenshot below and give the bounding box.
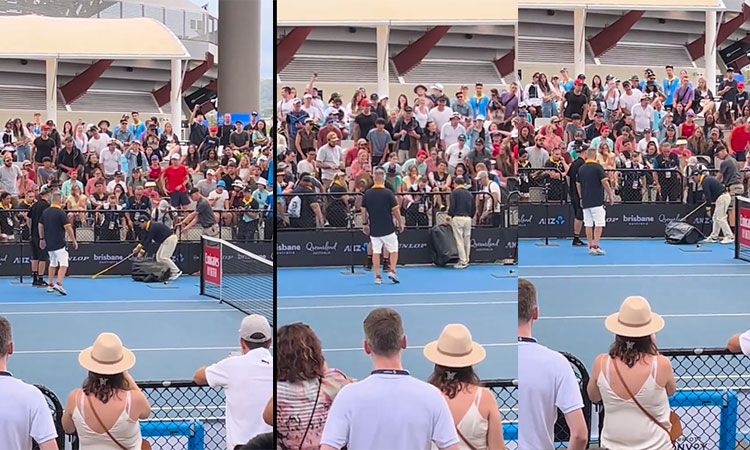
[587,296,677,450]
[424,324,506,450]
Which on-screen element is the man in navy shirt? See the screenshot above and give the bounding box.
[361,168,404,285]
[691,170,735,244]
[576,148,614,255]
[133,217,182,280]
[39,191,77,295]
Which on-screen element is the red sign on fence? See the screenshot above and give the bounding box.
[739,206,750,248]
[203,245,222,285]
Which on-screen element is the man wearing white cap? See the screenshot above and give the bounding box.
[440,112,466,151]
[0,316,58,450]
[98,137,122,181]
[518,279,588,450]
[321,308,459,450]
[197,168,218,197]
[193,315,273,450]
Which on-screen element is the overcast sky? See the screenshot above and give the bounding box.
[190,0,272,79]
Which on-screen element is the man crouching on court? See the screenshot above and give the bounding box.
[362,166,404,285]
[132,216,182,280]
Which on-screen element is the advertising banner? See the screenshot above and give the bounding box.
[277,227,514,267]
[202,245,222,285]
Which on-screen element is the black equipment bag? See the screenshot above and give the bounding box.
[665,221,705,244]
[131,257,170,282]
[429,223,459,266]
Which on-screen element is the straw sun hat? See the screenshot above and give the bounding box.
[78,333,136,375]
[423,324,486,368]
[605,296,664,338]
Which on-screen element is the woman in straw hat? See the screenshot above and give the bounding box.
[424,324,506,450]
[586,296,677,450]
[62,333,151,449]
[275,323,352,450]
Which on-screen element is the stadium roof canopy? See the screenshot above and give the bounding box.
[277,0,517,25]
[0,16,189,59]
[519,0,724,10]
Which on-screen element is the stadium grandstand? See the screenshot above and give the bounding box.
[0,0,222,131]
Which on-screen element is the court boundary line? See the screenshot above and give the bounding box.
[522,263,741,269]
[280,301,517,310]
[0,299,215,306]
[524,274,750,279]
[279,290,515,299]
[0,308,237,316]
[15,346,240,354]
[323,342,516,352]
[540,313,750,320]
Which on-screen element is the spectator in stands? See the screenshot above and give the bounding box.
[32,125,56,171]
[0,151,21,205]
[317,132,344,190]
[99,138,122,181]
[161,154,190,210]
[276,322,352,449]
[518,279,588,450]
[0,316,59,450]
[587,296,676,449]
[320,308,459,450]
[62,332,150,449]
[112,117,134,143]
[178,187,219,238]
[424,323,505,450]
[188,106,208,146]
[193,315,273,450]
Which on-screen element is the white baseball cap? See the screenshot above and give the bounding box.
[170,153,180,160]
[240,314,271,342]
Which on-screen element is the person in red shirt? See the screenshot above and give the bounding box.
[728,118,750,169]
[345,138,368,167]
[159,153,190,209]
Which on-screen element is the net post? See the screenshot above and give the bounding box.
[736,196,740,260]
[199,235,205,295]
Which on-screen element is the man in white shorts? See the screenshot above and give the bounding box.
[39,191,77,295]
[576,148,614,255]
[361,167,404,284]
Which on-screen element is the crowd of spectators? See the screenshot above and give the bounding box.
[0,109,274,243]
[276,307,505,450]
[516,66,750,205]
[275,76,519,231]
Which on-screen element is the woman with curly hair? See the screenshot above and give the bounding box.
[275,323,352,450]
[587,296,677,450]
[424,324,505,450]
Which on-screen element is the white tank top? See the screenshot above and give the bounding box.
[597,356,672,450]
[72,390,143,450]
[433,388,489,450]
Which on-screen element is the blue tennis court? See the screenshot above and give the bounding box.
[0,276,245,402]
[520,238,750,446]
[278,264,517,381]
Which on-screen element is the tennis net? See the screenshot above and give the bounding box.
[200,235,273,324]
[736,196,750,263]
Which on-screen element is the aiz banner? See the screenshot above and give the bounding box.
[0,241,272,277]
[276,227,515,267]
[518,204,714,239]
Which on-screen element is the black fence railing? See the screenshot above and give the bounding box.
[37,380,228,450]
[486,352,591,448]
[518,167,689,205]
[1,208,272,243]
[278,191,505,231]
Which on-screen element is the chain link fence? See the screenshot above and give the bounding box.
[279,191,504,231]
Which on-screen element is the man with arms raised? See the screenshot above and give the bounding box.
[518,279,588,450]
[321,308,459,450]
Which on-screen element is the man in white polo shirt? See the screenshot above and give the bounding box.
[0,316,58,450]
[193,314,273,450]
[518,279,588,450]
[321,307,459,450]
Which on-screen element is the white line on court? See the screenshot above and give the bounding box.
[540,313,750,320]
[323,343,516,352]
[523,263,741,269]
[0,308,235,316]
[15,346,239,355]
[279,301,517,310]
[279,290,515,299]
[524,274,750,279]
[0,299,214,306]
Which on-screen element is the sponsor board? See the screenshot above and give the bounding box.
[739,206,750,248]
[203,245,221,285]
